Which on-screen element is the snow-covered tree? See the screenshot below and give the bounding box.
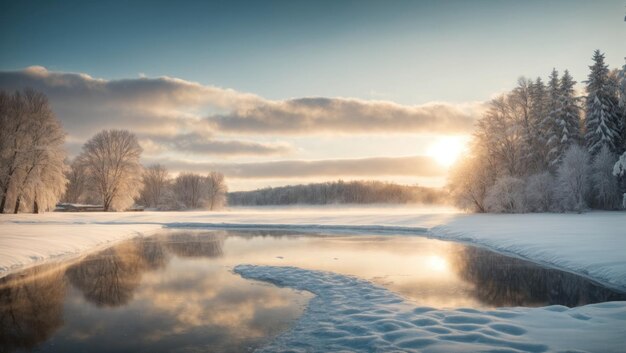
[448,155,493,212]
[173,173,204,209]
[525,172,556,212]
[553,70,582,164]
[590,146,620,209]
[484,176,526,213]
[614,61,626,153]
[612,151,626,208]
[527,77,550,172]
[78,130,143,211]
[63,158,88,204]
[140,164,170,209]
[205,171,227,210]
[584,50,621,155]
[555,145,590,212]
[544,69,561,169]
[0,89,67,213]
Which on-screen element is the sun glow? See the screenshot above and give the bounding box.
[426,255,448,272]
[427,137,466,167]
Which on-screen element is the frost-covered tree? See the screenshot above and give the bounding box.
[78,130,143,211]
[584,50,621,155]
[544,69,561,169]
[525,172,556,212]
[63,158,88,204]
[173,173,204,209]
[613,151,626,208]
[590,146,620,209]
[553,70,582,164]
[484,176,526,213]
[527,77,550,172]
[555,145,590,212]
[617,60,626,152]
[140,164,170,209]
[448,155,493,212]
[205,171,227,210]
[0,89,67,213]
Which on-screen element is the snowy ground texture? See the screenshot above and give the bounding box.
[236,265,626,353]
[1,206,626,352]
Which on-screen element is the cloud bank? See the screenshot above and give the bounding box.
[0,67,483,139]
[150,155,446,179]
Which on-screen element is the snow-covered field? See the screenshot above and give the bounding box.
[1,206,625,352]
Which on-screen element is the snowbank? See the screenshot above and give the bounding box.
[0,222,161,275]
[429,212,626,291]
[235,264,626,353]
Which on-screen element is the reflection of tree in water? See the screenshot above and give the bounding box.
[164,231,225,258]
[451,246,626,307]
[66,239,168,307]
[136,238,169,270]
[0,266,66,353]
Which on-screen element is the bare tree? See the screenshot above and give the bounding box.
[448,155,492,212]
[590,146,620,209]
[62,158,88,204]
[205,171,227,210]
[525,172,556,212]
[556,145,590,212]
[0,89,67,213]
[484,176,526,213]
[78,130,143,211]
[173,173,204,209]
[139,164,170,208]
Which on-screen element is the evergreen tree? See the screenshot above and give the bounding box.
[527,77,549,172]
[584,50,620,155]
[545,69,561,169]
[616,60,626,153]
[552,70,582,165]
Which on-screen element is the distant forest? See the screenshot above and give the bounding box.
[228,180,447,206]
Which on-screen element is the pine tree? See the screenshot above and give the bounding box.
[527,77,549,172]
[545,68,561,169]
[584,50,620,155]
[616,59,626,153]
[552,70,582,165]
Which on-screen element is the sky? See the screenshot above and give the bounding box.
[1,0,624,190]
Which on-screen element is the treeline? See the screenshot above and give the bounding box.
[0,90,227,213]
[450,50,626,213]
[62,134,228,212]
[228,180,447,206]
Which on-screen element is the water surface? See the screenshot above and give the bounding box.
[1,229,624,353]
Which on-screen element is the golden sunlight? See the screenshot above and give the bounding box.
[426,255,448,272]
[427,137,466,167]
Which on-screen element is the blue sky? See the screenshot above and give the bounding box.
[0,0,624,190]
[2,0,624,104]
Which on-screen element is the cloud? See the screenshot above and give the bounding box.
[149,155,446,179]
[211,97,483,134]
[140,133,293,156]
[0,67,483,139]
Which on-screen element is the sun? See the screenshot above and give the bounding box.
[427,137,466,167]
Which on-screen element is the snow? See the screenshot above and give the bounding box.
[429,212,626,291]
[2,206,626,352]
[235,265,626,353]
